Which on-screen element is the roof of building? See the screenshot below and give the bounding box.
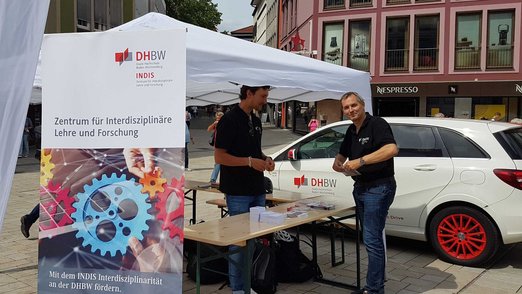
[231,25,254,35]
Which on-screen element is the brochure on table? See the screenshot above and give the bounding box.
[38,30,186,294]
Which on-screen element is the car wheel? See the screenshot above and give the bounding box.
[429,206,499,266]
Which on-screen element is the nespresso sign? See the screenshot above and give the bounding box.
[376,86,419,94]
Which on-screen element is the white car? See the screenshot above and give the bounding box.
[265,117,522,266]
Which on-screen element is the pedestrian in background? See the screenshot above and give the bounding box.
[19,116,33,158]
[208,111,224,187]
[332,92,398,294]
[185,110,192,128]
[308,115,319,132]
[20,204,39,238]
[185,123,194,171]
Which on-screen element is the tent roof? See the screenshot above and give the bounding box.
[112,13,371,109]
[34,13,372,110]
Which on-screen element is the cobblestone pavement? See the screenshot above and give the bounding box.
[1,116,522,293]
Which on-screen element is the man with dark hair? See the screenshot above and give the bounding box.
[214,85,275,294]
[332,91,398,294]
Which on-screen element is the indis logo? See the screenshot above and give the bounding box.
[293,175,337,188]
[115,48,167,65]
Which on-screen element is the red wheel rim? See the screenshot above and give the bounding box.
[436,213,487,260]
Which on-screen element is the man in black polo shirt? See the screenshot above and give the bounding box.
[332,92,398,294]
[214,85,275,294]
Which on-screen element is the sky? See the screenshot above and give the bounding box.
[212,0,254,32]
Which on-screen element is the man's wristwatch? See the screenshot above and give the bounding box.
[359,157,366,167]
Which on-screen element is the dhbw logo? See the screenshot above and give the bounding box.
[115,48,132,65]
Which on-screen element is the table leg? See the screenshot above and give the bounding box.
[243,240,254,294]
[184,189,197,224]
[311,221,322,279]
[191,190,197,224]
[196,242,201,294]
[356,207,361,289]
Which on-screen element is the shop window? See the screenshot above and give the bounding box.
[78,0,121,31]
[350,0,372,8]
[427,97,454,117]
[387,0,411,5]
[455,12,481,70]
[487,10,514,69]
[427,97,506,120]
[385,17,409,71]
[294,102,315,134]
[77,0,91,32]
[109,0,122,28]
[414,15,439,71]
[322,23,344,66]
[135,0,150,18]
[324,0,345,10]
[94,0,108,31]
[348,20,371,71]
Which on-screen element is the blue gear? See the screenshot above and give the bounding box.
[71,173,152,257]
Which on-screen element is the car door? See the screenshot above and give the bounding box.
[389,124,453,229]
[275,125,355,203]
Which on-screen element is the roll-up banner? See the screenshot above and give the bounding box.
[38,30,186,294]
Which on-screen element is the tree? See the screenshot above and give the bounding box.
[165,0,222,31]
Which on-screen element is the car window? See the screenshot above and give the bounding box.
[494,127,522,159]
[298,125,349,159]
[391,125,444,157]
[438,128,489,158]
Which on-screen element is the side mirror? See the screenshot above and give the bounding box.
[287,148,297,161]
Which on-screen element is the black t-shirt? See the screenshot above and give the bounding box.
[339,113,396,183]
[215,105,265,195]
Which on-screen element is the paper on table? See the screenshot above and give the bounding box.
[342,158,362,176]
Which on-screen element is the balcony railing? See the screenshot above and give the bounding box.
[385,49,409,71]
[323,49,343,65]
[350,0,372,8]
[455,47,480,70]
[348,51,370,71]
[487,45,513,69]
[386,0,410,5]
[414,48,438,71]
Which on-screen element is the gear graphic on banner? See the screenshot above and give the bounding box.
[139,169,167,200]
[156,176,185,240]
[72,173,152,257]
[40,181,75,230]
[40,150,55,186]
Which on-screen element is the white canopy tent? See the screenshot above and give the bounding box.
[33,12,371,110]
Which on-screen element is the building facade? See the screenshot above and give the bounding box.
[279,0,522,128]
[45,0,165,33]
[29,0,165,127]
[252,0,279,48]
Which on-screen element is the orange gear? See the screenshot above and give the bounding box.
[139,169,167,200]
[40,149,55,186]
